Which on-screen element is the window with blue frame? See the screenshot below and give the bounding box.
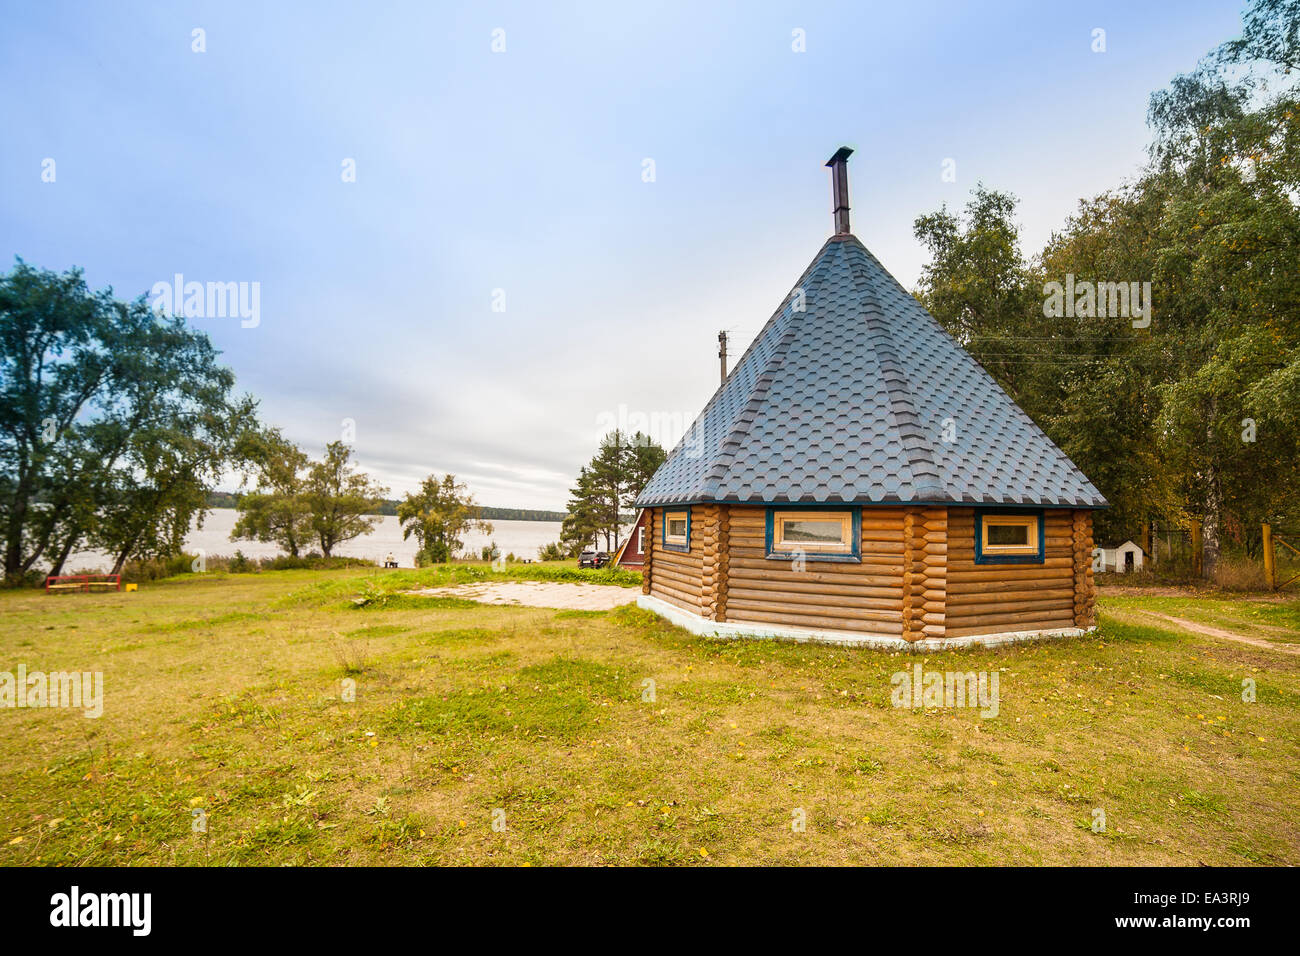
[662,508,690,552]
[765,508,860,562]
[975,510,1045,564]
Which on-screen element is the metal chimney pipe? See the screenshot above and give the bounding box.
[825,146,853,235]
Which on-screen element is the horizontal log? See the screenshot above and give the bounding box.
[651,564,700,588]
[728,537,908,556]
[948,557,1074,572]
[651,564,698,587]
[651,579,700,607]
[948,542,1073,555]
[945,598,1076,621]
[946,607,1075,629]
[726,587,903,611]
[946,567,1073,584]
[722,577,904,600]
[947,587,1076,605]
[728,608,905,635]
[650,550,703,569]
[944,616,1076,638]
[948,575,1072,594]
[727,557,903,580]
[726,598,903,624]
[651,587,700,614]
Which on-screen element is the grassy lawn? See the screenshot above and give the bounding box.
[1,566,1297,866]
[1099,588,1300,646]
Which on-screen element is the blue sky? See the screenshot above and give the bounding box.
[1,0,1245,509]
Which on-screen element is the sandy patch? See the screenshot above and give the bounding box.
[406,580,637,611]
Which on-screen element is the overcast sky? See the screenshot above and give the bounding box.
[1,0,1244,510]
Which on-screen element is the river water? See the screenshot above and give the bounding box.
[62,509,573,571]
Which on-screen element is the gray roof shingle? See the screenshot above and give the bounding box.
[635,234,1108,509]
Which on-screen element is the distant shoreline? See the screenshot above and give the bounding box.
[202,499,568,522]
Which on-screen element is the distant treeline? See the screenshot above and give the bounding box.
[204,491,565,522]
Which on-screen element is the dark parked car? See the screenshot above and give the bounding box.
[578,549,610,569]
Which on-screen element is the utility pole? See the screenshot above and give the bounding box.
[718,330,729,385]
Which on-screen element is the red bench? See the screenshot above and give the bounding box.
[45,574,121,594]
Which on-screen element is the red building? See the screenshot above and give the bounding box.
[613,510,648,568]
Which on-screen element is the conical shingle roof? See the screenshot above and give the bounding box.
[636,233,1107,509]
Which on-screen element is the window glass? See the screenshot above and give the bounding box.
[987,523,1029,547]
[771,511,853,555]
[664,510,689,548]
[781,519,845,544]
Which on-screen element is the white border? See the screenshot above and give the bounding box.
[636,594,1093,652]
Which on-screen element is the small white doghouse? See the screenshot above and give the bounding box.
[1099,540,1145,573]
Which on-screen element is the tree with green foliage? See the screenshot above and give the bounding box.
[560,466,604,556]
[396,473,492,564]
[302,441,388,558]
[231,428,312,557]
[625,432,668,502]
[561,430,665,553]
[537,541,565,562]
[911,0,1300,576]
[0,261,255,582]
[1137,0,1300,571]
[92,389,259,576]
[913,186,1042,405]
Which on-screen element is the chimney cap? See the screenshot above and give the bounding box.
[825,146,854,167]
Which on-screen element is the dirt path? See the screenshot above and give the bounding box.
[406,580,637,611]
[1123,609,1300,656]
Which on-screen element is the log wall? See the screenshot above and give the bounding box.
[721,506,907,635]
[646,504,1097,641]
[944,507,1078,638]
[647,506,705,613]
[640,509,653,595]
[918,507,948,640]
[1072,510,1096,628]
[700,504,723,621]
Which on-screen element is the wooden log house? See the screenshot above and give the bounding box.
[634,148,1107,650]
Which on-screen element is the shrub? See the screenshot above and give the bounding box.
[256,553,374,571]
[415,541,450,566]
[122,553,197,582]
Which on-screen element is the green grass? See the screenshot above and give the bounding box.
[1100,591,1300,644]
[0,568,1297,866]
